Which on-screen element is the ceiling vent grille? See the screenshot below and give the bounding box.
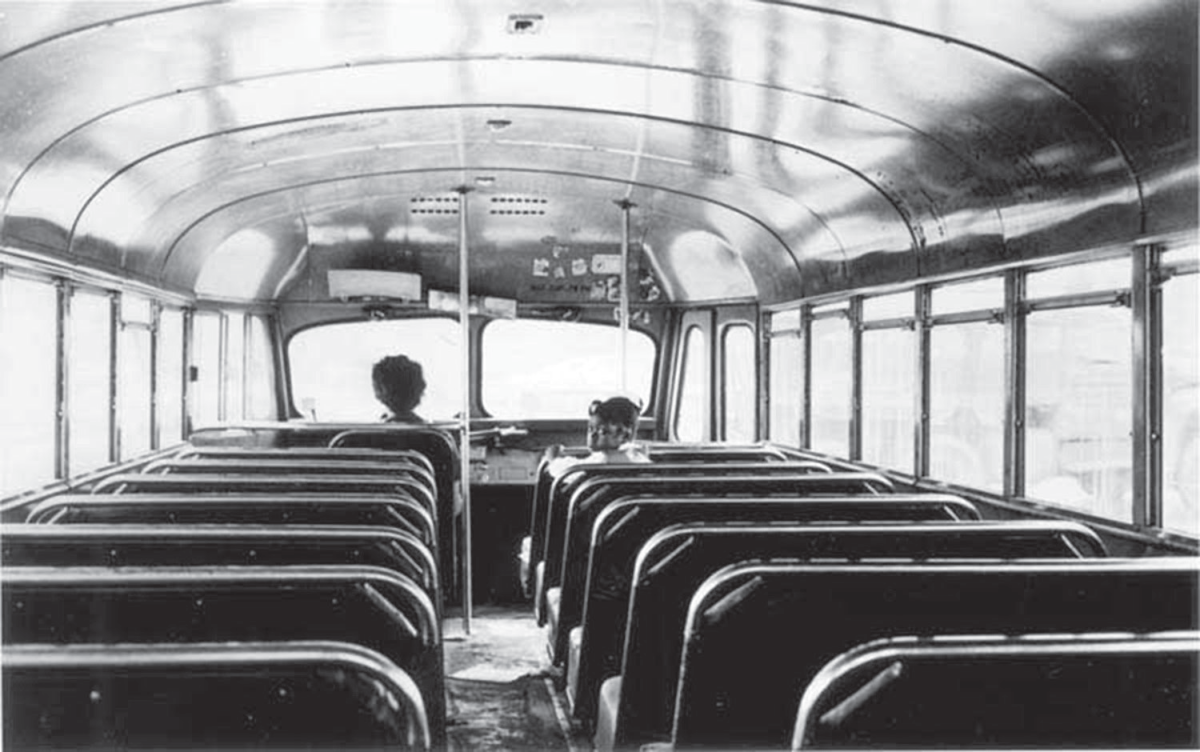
[489,196,547,216]
[410,195,459,215]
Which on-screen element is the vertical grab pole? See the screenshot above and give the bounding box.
[455,185,473,634]
[616,199,634,392]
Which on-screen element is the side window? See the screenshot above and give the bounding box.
[69,288,114,474]
[157,307,185,445]
[860,292,916,472]
[809,308,851,456]
[721,324,756,442]
[0,274,59,495]
[928,278,1005,492]
[768,310,802,446]
[860,328,914,471]
[224,312,245,421]
[929,321,1005,492]
[118,294,153,459]
[675,326,708,441]
[1024,260,1132,522]
[191,311,222,427]
[245,315,277,421]
[1161,262,1198,535]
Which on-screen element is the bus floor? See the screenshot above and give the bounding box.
[443,603,585,751]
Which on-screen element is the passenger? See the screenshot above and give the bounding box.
[544,395,650,477]
[521,396,650,596]
[372,354,426,423]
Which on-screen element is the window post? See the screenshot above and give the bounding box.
[1004,270,1025,498]
[1132,244,1162,527]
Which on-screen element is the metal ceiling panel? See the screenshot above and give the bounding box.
[0,1,1193,303]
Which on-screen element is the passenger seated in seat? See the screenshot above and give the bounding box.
[544,396,650,477]
[521,396,650,596]
[373,355,426,423]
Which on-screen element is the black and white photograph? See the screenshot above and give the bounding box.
[0,1,1197,749]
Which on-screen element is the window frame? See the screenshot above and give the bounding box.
[767,244,1197,543]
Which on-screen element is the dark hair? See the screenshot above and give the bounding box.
[373,355,426,415]
[588,396,642,428]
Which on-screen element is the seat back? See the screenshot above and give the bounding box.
[328,426,459,502]
[92,473,436,519]
[176,445,436,477]
[599,517,1105,738]
[671,558,1200,750]
[0,522,439,596]
[145,457,436,502]
[565,490,980,680]
[328,426,461,596]
[642,444,791,462]
[187,423,457,511]
[3,641,431,750]
[526,452,813,599]
[2,564,446,747]
[25,494,436,548]
[540,470,894,623]
[792,632,1200,749]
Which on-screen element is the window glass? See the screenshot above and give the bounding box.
[1025,306,1131,521]
[770,309,801,332]
[1026,258,1129,299]
[861,328,914,472]
[769,330,802,446]
[1162,271,1199,536]
[861,291,913,322]
[157,308,184,445]
[768,312,802,446]
[246,315,277,421]
[809,316,851,456]
[289,318,460,421]
[929,322,1005,492]
[1161,245,1199,268]
[481,319,655,418]
[813,301,849,315]
[675,326,708,441]
[1161,245,1200,272]
[67,290,112,475]
[722,325,756,442]
[118,323,152,458]
[192,312,222,427]
[932,277,1004,316]
[0,275,58,495]
[224,312,245,421]
[121,294,153,325]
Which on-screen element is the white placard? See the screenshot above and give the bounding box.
[591,253,622,274]
[481,296,518,318]
[428,289,458,312]
[328,269,422,300]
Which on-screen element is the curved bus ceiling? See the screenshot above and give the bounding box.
[0,0,1194,306]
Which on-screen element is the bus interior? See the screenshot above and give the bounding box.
[0,1,1197,749]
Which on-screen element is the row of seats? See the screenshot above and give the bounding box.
[523,444,1199,750]
[1,423,461,751]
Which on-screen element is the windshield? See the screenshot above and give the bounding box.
[481,319,656,418]
[289,318,461,421]
[288,317,656,421]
